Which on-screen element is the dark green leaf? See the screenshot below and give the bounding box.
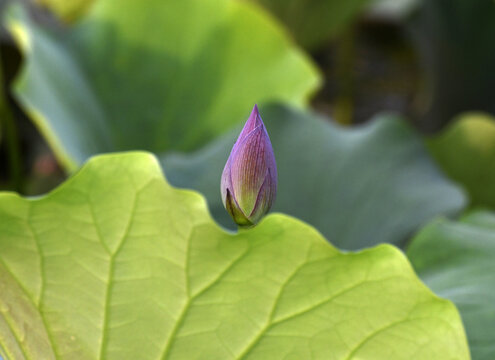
[408,211,495,360]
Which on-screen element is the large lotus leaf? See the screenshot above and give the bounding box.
[163,105,466,250]
[0,152,469,359]
[408,210,495,360]
[249,0,371,49]
[427,113,495,209]
[4,0,320,171]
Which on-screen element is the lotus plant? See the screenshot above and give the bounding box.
[221,105,277,227]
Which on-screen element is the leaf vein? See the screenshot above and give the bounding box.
[0,300,30,360]
[159,229,251,359]
[97,193,137,359]
[235,245,313,358]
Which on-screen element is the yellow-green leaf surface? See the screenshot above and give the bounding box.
[5,0,320,171]
[427,113,495,209]
[408,211,495,360]
[0,152,469,359]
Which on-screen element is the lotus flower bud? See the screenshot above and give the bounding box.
[221,105,277,227]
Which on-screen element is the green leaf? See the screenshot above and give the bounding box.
[163,105,466,250]
[249,0,371,49]
[0,152,469,359]
[4,0,320,171]
[427,113,495,209]
[408,211,495,360]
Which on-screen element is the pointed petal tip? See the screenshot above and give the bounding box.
[238,104,264,142]
[250,103,263,122]
[254,104,264,126]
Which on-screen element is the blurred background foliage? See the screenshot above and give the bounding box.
[247,0,373,49]
[428,113,495,209]
[408,0,495,130]
[1,0,494,199]
[0,0,494,358]
[5,0,319,169]
[35,0,93,22]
